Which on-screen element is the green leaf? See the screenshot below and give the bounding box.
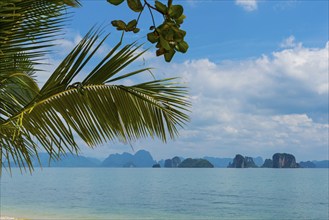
[169,5,183,19]
[175,14,186,25]
[176,41,188,53]
[164,49,175,62]
[133,28,140,33]
[127,0,143,12]
[164,29,174,41]
[126,19,137,30]
[160,36,171,50]
[174,29,186,42]
[111,20,126,30]
[107,0,125,6]
[63,0,81,7]
[147,32,158,43]
[156,48,166,56]
[155,1,167,14]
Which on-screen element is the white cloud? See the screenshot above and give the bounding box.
[235,0,258,12]
[178,41,328,100]
[142,41,329,160]
[272,41,329,95]
[280,35,302,48]
[135,112,328,161]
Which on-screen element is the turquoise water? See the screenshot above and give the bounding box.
[1,168,328,219]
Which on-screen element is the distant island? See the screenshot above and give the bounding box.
[103,153,215,168]
[265,153,300,168]
[178,158,214,168]
[227,154,258,168]
[3,150,328,168]
[228,153,314,168]
[101,150,156,168]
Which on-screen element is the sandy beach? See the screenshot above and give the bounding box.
[0,217,29,220]
[0,216,25,220]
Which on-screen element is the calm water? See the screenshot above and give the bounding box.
[0,168,328,219]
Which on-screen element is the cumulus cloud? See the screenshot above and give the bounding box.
[145,41,328,160]
[235,0,258,12]
[177,41,328,107]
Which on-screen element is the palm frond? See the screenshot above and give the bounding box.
[1,82,190,171]
[0,72,39,119]
[0,0,80,75]
[1,27,190,172]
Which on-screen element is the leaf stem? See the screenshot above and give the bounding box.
[145,2,156,28]
[168,0,173,8]
[144,0,157,11]
[136,4,146,24]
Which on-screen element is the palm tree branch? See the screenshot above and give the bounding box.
[2,81,189,147]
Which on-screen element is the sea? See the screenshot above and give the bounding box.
[0,168,328,220]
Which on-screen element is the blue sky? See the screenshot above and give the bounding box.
[42,0,328,161]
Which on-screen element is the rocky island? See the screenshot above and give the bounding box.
[262,153,300,168]
[227,153,302,168]
[227,154,258,168]
[101,150,156,167]
[178,158,214,168]
[261,159,273,168]
[272,153,300,168]
[164,156,182,168]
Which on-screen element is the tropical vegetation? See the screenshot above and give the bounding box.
[0,0,190,173]
[108,0,189,62]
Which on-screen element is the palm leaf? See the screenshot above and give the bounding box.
[1,29,190,172]
[0,0,80,75]
[1,0,79,172]
[0,72,39,118]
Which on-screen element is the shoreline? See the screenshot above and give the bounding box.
[0,217,19,220]
[0,216,28,220]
